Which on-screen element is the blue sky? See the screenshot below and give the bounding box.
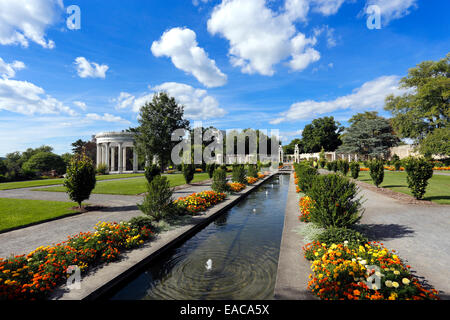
[0,0,448,156]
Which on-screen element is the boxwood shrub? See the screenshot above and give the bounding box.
[404,157,434,200]
[368,159,384,187]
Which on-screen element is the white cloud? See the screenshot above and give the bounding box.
[151,27,227,88]
[0,58,25,79]
[207,0,319,76]
[271,75,405,124]
[73,101,87,111]
[114,82,226,120]
[364,0,418,25]
[0,0,63,48]
[74,57,109,79]
[312,0,347,16]
[0,78,77,116]
[86,113,130,124]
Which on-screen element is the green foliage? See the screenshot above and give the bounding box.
[294,162,318,194]
[247,164,258,178]
[128,216,154,230]
[96,164,108,175]
[144,164,161,183]
[211,168,228,193]
[319,147,326,168]
[349,162,360,179]
[302,116,343,153]
[337,159,350,176]
[338,112,400,158]
[64,154,96,207]
[133,92,190,170]
[316,227,368,245]
[22,152,66,175]
[182,163,195,184]
[385,54,450,142]
[403,157,434,200]
[368,160,385,187]
[308,174,364,228]
[326,160,338,172]
[206,163,216,178]
[71,139,97,163]
[419,127,450,157]
[232,164,247,184]
[283,138,303,154]
[138,175,177,221]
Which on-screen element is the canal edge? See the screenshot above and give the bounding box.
[274,173,317,300]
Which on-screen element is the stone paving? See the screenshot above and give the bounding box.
[0,179,213,258]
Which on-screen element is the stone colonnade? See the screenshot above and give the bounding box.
[95,132,138,173]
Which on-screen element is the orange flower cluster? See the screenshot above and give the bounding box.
[360,168,369,171]
[0,221,153,300]
[434,167,450,170]
[195,168,203,172]
[257,173,266,179]
[384,166,405,171]
[303,241,439,300]
[299,196,314,222]
[246,177,259,185]
[175,190,227,214]
[227,182,246,192]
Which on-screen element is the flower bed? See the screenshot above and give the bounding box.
[384,166,405,171]
[227,182,246,193]
[0,221,153,300]
[360,168,369,171]
[434,167,450,170]
[246,177,259,185]
[299,196,314,222]
[257,173,266,179]
[303,241,439,300]
[174,190,227,214]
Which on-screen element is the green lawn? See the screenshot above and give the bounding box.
[357,171,450,204]
[0,173,144,191]
[36,173,211,195]
[0,198,78,232]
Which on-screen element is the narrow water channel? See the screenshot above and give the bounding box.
[111,174,289,300]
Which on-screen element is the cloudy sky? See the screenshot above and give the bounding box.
[0,0,448,156]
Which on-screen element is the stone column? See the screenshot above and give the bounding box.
[96,144,101,167]
[133,147,138,173]
[105,143,110,172]
[123,145,127,172]
[101,144,106,165]
[118,143,123,173]
[111,146,115,172]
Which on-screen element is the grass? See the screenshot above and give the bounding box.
[0,173,144,191]
[36,173,211,195]
[0,198,78,232]
[356,171,450,204]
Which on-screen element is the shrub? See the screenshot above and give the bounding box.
[64,153,96,208]
[212,168,228,193]
[403,157,434,200]
[327,160,338,172]
[247,164,258,178]
[394,160,402,171]
[144,164,161,183]
[326,161,333,171]
[338,160,350,176]
[129,216,154,230]
[349,162,360,179]
[232,164,247,184]
[138,175,177,221]
[206,163,216,178]
[182,163,195,184]
[96,164,108,175]
[308,174,364,228]
[368,160,384,187]
[315,227,368,245]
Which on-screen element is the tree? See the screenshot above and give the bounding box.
[419,127,450,157]
[283,138,303,154]
[384,54,449,142]
[138,175,178,221]
[133,92,190,170]
[404,157,434,200]
[64,153,96,208]
[71,138,97,163]
[182,163,195,184]
[22,152,66,175]
[338,113,400,158]
[302,117,343,153]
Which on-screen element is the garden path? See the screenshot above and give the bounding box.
[0,181,212,258]
[357,185,450,299]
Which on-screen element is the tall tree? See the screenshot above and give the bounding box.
[283,138,303,154]
[133,92,190,170]
[71,138,97,163]
[384,54,449,142]
[302,117,343,153]
[338,112,400,158]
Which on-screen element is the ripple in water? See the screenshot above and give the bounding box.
[111,176,289,300]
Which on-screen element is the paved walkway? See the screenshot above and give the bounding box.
[0,180,212,258]
[357,186,450,299]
